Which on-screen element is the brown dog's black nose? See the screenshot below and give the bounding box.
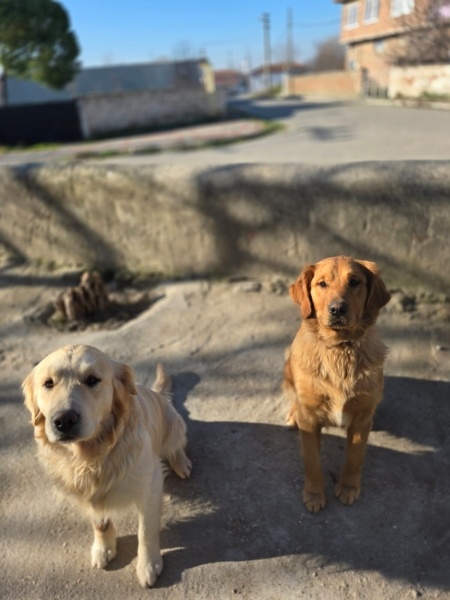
[329,300,348,318]
[52,409,80,434]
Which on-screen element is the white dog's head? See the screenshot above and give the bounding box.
[23,344,137,444]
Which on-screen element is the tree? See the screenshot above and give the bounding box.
[172,40,201,61]
[0,0,80,104]
[387,0,450,66]
[309,36,345,72]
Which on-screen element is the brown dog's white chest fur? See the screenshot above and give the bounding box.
[288,326,388,430]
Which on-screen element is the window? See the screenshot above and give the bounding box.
[374,40,385,53]
[391,0,415,17]
[346,2,359,28]
[365,0,380,21]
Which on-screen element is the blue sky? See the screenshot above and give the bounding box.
[60,1,342,70]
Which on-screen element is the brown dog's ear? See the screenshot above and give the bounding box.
[289,264,316,319]
[357,260,391,323]
[22,371,45,427]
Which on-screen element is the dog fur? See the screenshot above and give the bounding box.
[283,256,390,513]
[22,344,191,587]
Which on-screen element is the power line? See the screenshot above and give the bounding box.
[202,33,252,47]
[295,18,341,28]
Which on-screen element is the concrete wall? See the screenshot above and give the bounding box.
[389,64,450,99]
[345,42,392,91]
[78,89,226,138]
[0,163,449,293]
[300,61,450,101]
[285,70,362,99]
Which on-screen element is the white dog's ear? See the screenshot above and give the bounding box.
[22,371,45,427]
[290,264,316,319]
[112,362,137,420]
[116,363,137,396]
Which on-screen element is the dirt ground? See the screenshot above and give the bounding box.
[1,265,449,600]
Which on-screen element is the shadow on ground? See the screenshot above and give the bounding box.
[103,372,450,591]
[228,98,344,121]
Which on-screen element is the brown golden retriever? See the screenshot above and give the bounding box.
[22,344,191,587]
[283,256,390,513]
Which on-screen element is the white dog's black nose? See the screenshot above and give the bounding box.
[52,409,80,435]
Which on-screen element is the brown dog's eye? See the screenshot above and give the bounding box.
[44,379,54,389]
[85,375,101,387]
[318,281,327,288]
[349,278,361,287]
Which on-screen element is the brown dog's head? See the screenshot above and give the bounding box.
[290,256,390,340]
[22,344,137,445]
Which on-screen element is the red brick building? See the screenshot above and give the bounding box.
[334,0,450,94]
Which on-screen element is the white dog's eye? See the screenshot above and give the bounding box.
[44,378,54,389]
[85,375,101,387]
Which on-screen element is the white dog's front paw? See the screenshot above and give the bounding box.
[171,449,192,479]
[136,555,164,588]
[91,540,117,569]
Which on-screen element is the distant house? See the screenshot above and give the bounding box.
[334,0,450,94]
[249,63,307,94]
[2,59,223,141]
[214,69,248,96]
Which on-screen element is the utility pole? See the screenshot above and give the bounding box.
[286,8,294,96]
[260,12,272,91]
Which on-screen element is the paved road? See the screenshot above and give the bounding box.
[1,98,450,167]
[83,98,450,166]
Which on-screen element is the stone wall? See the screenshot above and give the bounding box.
[78,89,226,138]
[388,64,450,99]
[1,163,449,293]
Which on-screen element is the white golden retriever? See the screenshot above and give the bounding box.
[22,344,191,588]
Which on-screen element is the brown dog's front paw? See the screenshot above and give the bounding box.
[286,407,298,429]
[335,481,360,506]
[302,489,326,513]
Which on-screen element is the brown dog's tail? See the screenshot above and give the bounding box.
[153,363,172,396]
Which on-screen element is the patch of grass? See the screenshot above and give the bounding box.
[395,92,450,104]
[72,150,121,160]
[3,142,62,153]
[164,119,283,154]
[132,145,162,156]
[70,119,283,160]
[251,85,283,100]
[422,91,450,103]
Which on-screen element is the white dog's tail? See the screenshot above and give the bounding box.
[153,363,172,396]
